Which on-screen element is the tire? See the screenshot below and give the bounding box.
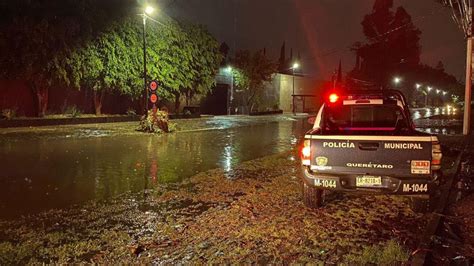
[409,197,432,213]
[303,182,325,209]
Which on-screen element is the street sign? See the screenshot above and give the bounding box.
[149,80,158,91]
[150,94,158,104]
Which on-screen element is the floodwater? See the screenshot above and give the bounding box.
[0,117,310,219]
[0,108,464,219]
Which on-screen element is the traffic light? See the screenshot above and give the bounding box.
[149,80,159,106]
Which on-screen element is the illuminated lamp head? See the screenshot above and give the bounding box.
[328,93,339,103]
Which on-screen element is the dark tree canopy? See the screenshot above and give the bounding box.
[350,0,421,87]
[347,0,462,104]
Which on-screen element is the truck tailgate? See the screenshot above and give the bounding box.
[306,135,433,178]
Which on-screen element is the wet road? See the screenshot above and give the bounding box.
[412,106,463,135]
[0,107,464,219]
[0,116,310,218]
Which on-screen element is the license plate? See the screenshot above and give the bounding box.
[356,176,382,187]
[411,160,430,174]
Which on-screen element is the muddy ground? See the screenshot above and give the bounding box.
[433,146,474,264]
[0,151,429,264]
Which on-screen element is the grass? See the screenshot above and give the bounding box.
[345,240,410,265]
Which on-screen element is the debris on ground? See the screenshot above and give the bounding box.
[0,151,427,264]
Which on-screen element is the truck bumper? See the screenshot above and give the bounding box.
[300,166,440,195]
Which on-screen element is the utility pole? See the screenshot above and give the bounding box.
[443,0,473,135]
[291,63,299,115]
[465,29,472,135]
[143,15,148,115]
[292,68,296,115]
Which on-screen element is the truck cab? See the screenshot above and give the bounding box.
[300,90,442,212]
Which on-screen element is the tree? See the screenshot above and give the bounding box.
[69,18,143,115]
[0,14,78,116]
[1,0,222,116]
[180,23,222,108]
[278,42,287,73]
[349,0,421,87]
[0,0,132,116]
[233,50,276,113]
[69,16,220,115]
[145,20,221,112]
[435,61,445,73]
[219,42,230,66]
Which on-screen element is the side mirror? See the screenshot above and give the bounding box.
[307,116,316,125]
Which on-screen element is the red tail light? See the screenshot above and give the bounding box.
[329,93,339,103]
[301,140,311,166]
[431,141,442,170]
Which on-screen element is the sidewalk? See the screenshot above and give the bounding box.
[0,114,306,140]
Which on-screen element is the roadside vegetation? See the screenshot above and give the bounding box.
[138,109,176,133]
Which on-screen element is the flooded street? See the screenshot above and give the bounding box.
[412,107,463,135]
[0,109,464,219]
[0,113,466,264]
[0,116,310,218]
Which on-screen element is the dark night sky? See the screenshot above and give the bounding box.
[164,0,466,81]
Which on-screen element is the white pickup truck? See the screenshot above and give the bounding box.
[300,90,442,212]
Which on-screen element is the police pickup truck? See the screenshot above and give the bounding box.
[300,90,442,212]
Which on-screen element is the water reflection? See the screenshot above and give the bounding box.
[411,107,463,135]
[0,118,310,218]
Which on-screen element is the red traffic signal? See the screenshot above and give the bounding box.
[149,81,158,91]
[150,94,158,104]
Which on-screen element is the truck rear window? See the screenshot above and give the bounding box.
[323,105,408,134]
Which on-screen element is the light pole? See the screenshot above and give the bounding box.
[415,83,424,107]
[426,86,432,107]
[226,66,233,115]
[292,62,299,115]
[142,5,154,115]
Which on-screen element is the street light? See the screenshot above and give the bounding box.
[427,86,432,92]
[145,6,155,15]
[393,76,402,85]
[436,89,440,94]
[292,63,300,115]
[142,4,155,116]
[416,83,421,89]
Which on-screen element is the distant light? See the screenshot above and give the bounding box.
[416,83,421,89]
[393,77,402,84]
[442,91,447,95]
[145,6,155,15]
[427,86,432,92]
[226,66,232,73]
[436,89,440,94]
[293,63,300,69]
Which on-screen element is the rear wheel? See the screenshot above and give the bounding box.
[303,182,325,208]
